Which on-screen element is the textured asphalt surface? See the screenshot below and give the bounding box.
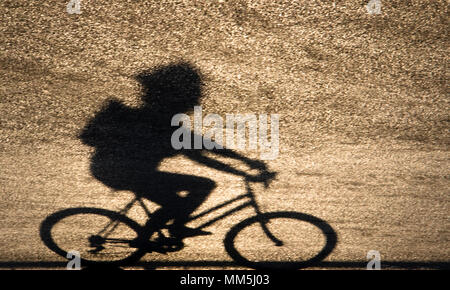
[0,1,449,269]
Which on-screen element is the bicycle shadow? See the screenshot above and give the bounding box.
[40,206,337,270]
[40,62,338,269]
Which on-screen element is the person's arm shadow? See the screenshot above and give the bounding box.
[182,134,268,178]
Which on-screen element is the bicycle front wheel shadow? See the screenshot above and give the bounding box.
[40,207,146,267]
[224,211,337,269]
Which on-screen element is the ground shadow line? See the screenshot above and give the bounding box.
[0,260,448,269]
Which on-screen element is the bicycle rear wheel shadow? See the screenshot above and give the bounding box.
[40,207,146,267]
[40,207,337,269]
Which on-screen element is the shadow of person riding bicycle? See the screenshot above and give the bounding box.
[40,62,337,270]
[79,62,273,246]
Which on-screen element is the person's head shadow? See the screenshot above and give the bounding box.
[136,62,203,115]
